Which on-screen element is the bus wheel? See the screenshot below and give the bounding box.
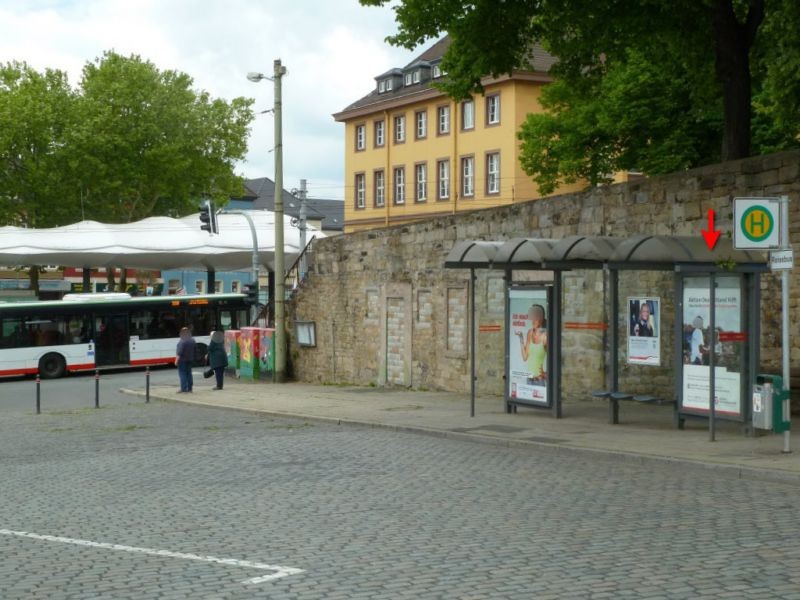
[39,353,66,379]
[193,343,208,368]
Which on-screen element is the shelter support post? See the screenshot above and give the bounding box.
[552,271,562,418]
[673,272,685,429]
[82,267,90,293]
[609,269,619,424]
[470,268,476,417]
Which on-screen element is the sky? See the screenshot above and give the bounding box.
[0,0,419,200]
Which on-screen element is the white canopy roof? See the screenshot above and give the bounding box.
[0,211,321,271]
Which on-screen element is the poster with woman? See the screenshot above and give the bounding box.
[627,297,660,365]
[508,287,549,406]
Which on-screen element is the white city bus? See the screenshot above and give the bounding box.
[0,293,250,378]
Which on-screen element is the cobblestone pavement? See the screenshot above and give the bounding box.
[1,386,800,599]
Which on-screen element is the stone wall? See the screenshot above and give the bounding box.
[289,150,800,409]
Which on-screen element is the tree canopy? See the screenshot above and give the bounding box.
[361,0,800,194]
[0,52,254,227]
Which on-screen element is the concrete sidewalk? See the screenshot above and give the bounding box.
[121,376,800,484]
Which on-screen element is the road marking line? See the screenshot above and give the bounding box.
[0,528,303,585]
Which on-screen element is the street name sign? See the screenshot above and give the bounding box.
[734,197,781,249]
[770,249,794,271]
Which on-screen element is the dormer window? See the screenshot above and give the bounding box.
[378,80,386,93]
[405,73,412,86]
[432,65,442,78]
[386,79,393,91]
[412,70,420,84]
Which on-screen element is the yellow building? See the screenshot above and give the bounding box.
[333,36,584,233]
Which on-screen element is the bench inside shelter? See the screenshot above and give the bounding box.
[591,390,681,427]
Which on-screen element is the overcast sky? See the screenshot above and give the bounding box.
[0,0,418,200]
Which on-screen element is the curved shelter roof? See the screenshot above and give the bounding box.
[0,211,322,271]
[444,234,768,271]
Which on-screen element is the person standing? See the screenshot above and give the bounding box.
[175,327,196,393]
[207,330,228,390]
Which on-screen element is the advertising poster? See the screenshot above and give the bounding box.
[627,297,660,366]
[508,288,549,406]
[681,276,742,416]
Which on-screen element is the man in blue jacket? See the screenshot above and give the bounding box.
[175,327,196,393]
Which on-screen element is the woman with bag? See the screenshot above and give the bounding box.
[205,330,228,390]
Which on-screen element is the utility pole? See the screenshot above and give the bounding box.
[273,59,288,382]
[299,178,308,279]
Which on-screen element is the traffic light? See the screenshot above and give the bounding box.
[242,282,259,305]
[199,200,218,234]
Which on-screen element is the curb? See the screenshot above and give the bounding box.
[119,388,800,487]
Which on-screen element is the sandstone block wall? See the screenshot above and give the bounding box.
[289,150,800,410]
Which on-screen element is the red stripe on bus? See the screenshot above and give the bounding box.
[130,358,174,366]
[0,368,39,376]
[67,363,97,372]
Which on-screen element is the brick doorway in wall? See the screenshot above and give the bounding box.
[380,283,412,386]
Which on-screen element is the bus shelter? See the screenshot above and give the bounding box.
[444,234,768,436]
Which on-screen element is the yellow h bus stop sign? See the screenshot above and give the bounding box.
[734,197,781,249]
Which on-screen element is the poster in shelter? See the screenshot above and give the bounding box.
[627,297,660,366]
[508,288,549,406]
[681,276,742,416]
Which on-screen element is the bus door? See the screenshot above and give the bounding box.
[94,314,130,366]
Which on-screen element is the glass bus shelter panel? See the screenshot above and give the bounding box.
[680,274,747,421]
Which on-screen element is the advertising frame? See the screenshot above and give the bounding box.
[505,285,553,409]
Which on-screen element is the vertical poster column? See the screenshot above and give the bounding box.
[239,327,260,380]
[680,275,745,420]
[507,286,551,408]
[224,330,241,376]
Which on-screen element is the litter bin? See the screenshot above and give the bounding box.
[752,374,790,433]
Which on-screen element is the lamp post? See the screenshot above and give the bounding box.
[247,59,288,382]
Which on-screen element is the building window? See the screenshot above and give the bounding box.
[415,163,427,202]
[231,280,240,293]
[355,173,366,209]
[405,72,412,85]
[374,169,385,207]
[462,99,475,130]
[437,159,450,200]
[412,70,420,83]
[394,115,405,143]
[374,120,385,147]
[461,156,474,197]
[415,110,427,139]
[432,64,442,78]
[486,152,500,195]
[393,167,405,204]
[486,94,500,125]
[386,79,393,91]
[378,80,386,93]
[195,280,205,294]
[437,105,450,135]
[214,280,223,293]
[168,279,181,294]
[355,124,366,151]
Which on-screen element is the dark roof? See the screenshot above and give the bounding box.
[231,177,344,231]
[335,35,556,119]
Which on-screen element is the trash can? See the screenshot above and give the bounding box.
[752,374,791,433]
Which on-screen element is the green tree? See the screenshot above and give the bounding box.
[361,0,800,193]
[72,51,254,223]
[0,62,81,227]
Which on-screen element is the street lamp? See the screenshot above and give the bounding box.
[248,59,288,382]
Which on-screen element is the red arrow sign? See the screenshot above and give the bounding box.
[702,209,721,250]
